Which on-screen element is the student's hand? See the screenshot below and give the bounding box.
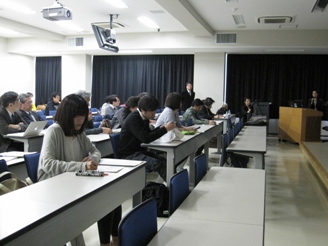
[214,115,219,119]
[208,120,216,125]
[164,121,176,131]
[185,126,196,131]
[8,124,20,130]
[86,160,98,170]
[102,127,113,134]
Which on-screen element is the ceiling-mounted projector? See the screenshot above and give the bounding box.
[42,0,72,21]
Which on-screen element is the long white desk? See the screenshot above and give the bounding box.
[141,123,223,187]
[149,167,265,246]
[226,126,267,169]
[87,133,113,157]
[0,162,146,246]
[3,134,44,152]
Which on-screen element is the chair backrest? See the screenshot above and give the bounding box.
[118,198,158,246]
[194,154,207,186]
[37,111,46,120]
[93,121,101,128]
[228,128,234,144]
[94,115,103,122]
[109,132,121,159]
[169,169,190,214]
[90,107,98,113]
[0,159,10,182]
[23,153,40,183]
[49,110,56,116]
[220,133,229,166]
[47,119,54,126]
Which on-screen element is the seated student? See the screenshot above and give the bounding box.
[156,92,196,132]
[216,103,229,115]
[26,92,37,111]
[76,90,112,135]
[101,95,120,119]
[155,92,197,171]
[241,97,254,123]
[44,91,60,116]
[111,96,139,129]
[0,91,28,152]
[199,97,219,120]
[18,93,46,126]
[38,94,119,246]
[182,98,216,125]
[119,94,175,181]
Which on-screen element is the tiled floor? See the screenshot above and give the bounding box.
[83,136,328,245]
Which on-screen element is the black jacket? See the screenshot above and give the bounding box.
[181,90,195,111]
[0,107,28,152]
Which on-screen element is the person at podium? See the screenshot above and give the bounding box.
[308,90,325,113]
[241,97,253,123]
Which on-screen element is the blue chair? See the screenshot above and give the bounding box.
[23,153,40,183]
[194,154,207,186]
[118,198,157,246]
[37,111,46,120]
[169,169,190,214]
[47,119,54,126]
[109,132,121,159]
[49,110,56,116]
[228,128,234,144]
[220,133,229,166]
[94,115,103,122]
[90,108,98,113]
[0,159,10,182]
[93,121,101,128]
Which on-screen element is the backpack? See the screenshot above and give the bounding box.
[142,182,169,217]
[230,154,249,168]
[0,172,31,196]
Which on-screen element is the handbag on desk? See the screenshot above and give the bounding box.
[0,172,31,196]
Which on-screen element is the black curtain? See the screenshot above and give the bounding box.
[91,55,194,109]
[226,54,328,119]
[35,57,62,105]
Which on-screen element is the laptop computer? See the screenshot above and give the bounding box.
[6,121,48,137]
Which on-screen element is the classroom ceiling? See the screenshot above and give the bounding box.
[0,0,327,55]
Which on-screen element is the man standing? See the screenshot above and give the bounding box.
[119,94,175,181]
[181,82,195,111]
[308,90,325,113]
[0,91,28,152]
[45,92,60,115]
[18,93,44,125]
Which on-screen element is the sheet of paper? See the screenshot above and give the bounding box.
[99,158,143,167]
[97,166,124,173]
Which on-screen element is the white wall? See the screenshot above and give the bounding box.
[194,52,225,113]
[0,38,35,97]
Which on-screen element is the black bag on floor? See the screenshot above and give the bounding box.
[142,182,169,217]
[230,154,249,168]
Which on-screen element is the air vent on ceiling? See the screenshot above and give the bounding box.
[258,16,294,24]
[216,33,236,44]
[67,37,83,47]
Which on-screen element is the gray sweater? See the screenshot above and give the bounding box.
[38,123,101,181]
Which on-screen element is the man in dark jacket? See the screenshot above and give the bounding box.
[0,91,28,152]
[44,92,60,116]
[181,82,195,111]
[119,95,175,181]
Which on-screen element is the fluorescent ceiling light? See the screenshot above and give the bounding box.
[138,16,159,28]
[119,50,153,54]
[106,0,128,8]
[0,1,36,14]
[56,22,84,32]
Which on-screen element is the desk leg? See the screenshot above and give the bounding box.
[166,150,174,188]
[253,153,263,169]
[132,191,142,207]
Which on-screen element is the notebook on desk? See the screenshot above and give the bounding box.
[6,121,47,137]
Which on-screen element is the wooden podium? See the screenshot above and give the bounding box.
[279,107,323,143]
